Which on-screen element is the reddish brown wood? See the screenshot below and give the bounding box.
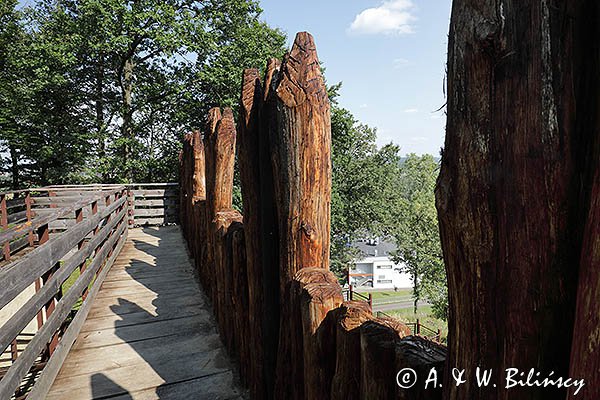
[330,301,373,400]
[271,32,332,400]
[438,2,599,400]
[300,281,343,400]
[259,57,283,400]
[269,31,332,295]
[1,194,10,261]
[237,67,270,398]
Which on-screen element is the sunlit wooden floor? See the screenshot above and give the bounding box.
[46,226,244,400]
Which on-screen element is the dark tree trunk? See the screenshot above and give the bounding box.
[121,57,134,181]
[96,52,106,181]
[10,145,18,190]
[437,1,600,400]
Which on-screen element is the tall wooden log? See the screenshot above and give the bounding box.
[228,221,249,384]
[438,2,600,399]
[269,31,332,296]
[260,57,283,399]
[270,31,332,400]
[203,107,236,305]
[192,130,206,203]
[300,281,343,400]
[237,68,268,399]
[331,301,373,400]
[360,319,410,400]
[213,210,242,349]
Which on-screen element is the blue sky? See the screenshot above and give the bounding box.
[259,0,452,156]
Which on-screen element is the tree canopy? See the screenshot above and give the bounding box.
[0,0,285,187]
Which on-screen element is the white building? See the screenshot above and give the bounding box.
[349,239,412,290]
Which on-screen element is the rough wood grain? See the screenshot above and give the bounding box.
[330,301,373,400]
[300,281,343,400]
[438,2,599,399]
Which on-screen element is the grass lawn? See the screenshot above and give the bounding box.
[61,259,95,311]
[387,305,448,341]
[356,288,413,304]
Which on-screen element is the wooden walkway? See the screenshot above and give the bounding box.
[46,226,244,400]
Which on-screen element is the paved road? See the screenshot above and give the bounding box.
[373,300,428,312]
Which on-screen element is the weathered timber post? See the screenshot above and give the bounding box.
[437,2,600,399]
[227,221,249,384]
[259,57,283,399]
[205,108,241,335]
[269,31,332,400]
[360,319,410,400]
[330,301,373,400]
[300,281,343,400]
[238,68,268,398]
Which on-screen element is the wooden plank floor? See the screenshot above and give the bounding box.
[46,226,244,400]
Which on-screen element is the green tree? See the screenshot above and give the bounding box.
[0,0,285,187]
[392,153,447,320]
[329,101,402,279]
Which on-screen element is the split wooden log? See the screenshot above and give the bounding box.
[259,57,283,400]
[269,31,332,299]
[238,68,268,398]
[300,281,343,400]
[275,268,338,400]
[228,221,249,385]
[212,210,242,351]
[203,107,236,304]
[330,301,373,400]
[360,318,411,400]
[438,2,600,399]
[271,31,332,400]
[395,336,446,400]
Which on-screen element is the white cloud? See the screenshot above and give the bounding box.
[359,103,369,109]
[410,136,428,143]
[393,58,410,68]
[349,0,416,36]
[404,108,419,113]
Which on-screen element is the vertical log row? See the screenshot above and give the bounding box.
[179,31,443,400]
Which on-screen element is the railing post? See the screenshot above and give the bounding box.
[416,319,421,335]
[1,194,10,261]
[37,222,60,356]
[368,293,373,311]
[349,284,353,301]
[127,188,135,227]
[25,190,34,246]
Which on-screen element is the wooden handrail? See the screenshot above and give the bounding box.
[0,206,127,353]
[0,186,128,399]
[0,187,125,246]
[0,195,127,309]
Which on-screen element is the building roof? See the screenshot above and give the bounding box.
[352,238,396,258]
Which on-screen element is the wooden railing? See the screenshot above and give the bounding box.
[0,186,128,399]
[179,32,447,400]
[29,183,179,228]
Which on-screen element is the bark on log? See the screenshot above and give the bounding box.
[437,2,600,399]
[300,282,343,400]
[238,68,268,399]
[395,336,446,400]
[330,301,373,400]
[360,319,410,400]
[192,130,206,203]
